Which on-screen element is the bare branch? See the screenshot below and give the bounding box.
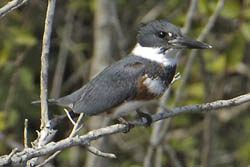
[0,0,28,18]
[175,0,225,103]
[40,0,56,127]
[0,92,249,166]
[87,146,117,159]
[24,119,29,148]
[150,93,250,124]
[143,144,154,167]
[28,0,57,166]
[69,113,85,137]
[64,108,77,125]
[181,0,198,35]
[170,72,181,85]
[36,113,84,167]
[6,148,18,164]
[155,146,163,167]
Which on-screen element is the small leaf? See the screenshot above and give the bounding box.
[241,23,250,42]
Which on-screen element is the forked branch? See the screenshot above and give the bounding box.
[0,92,249,166]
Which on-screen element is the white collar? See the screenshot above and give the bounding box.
[132,43,178,67]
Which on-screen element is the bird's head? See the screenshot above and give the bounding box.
[132,20,212,66]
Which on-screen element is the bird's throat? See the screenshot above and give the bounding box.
[132,43,178,67]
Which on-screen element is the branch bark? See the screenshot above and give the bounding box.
[0,0,28,18]
[0,92,249,166]
[40,0,56,128]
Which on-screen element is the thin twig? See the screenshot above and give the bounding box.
[170,72,181,85]
[87,146,117,159]
[143,144,154,167]
[35,113,85,167]
[24,119,29,148]
[155,146,163,167]
[0,0,28,18]
[64,108,76,125]
[6,148,18,163]
[69,113,85,137]
[181,0,198,35]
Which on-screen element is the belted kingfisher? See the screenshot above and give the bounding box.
[33,20,211,122]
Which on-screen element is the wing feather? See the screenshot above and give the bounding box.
[72,57,146,115]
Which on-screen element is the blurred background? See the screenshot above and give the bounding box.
[0,0,250,166]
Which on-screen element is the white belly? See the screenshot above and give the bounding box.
[143,76,165,95]
[112,100,148,118]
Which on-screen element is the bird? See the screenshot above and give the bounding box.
[33,20,212,125]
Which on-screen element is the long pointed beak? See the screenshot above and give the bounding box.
[168,37,212,49]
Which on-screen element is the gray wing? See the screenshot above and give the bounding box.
[71,57,147,115]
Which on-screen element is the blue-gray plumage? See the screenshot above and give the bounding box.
[54,55,176,115]
[33,20,212,118]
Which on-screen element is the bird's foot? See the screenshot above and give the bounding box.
[136,109,152,126]
[64,108,83,126]
[118,117,134,133]
[171,72,181,85]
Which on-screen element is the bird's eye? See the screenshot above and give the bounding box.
[157,31,176,40]
[157,31,166,38]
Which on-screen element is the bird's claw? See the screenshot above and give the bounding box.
[136,110,152,126]
[118,117,134,133]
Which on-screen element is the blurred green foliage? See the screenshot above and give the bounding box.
[0,0,250,166]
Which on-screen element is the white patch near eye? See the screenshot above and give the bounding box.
[143,76,165,95]
[168,32,173,37]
